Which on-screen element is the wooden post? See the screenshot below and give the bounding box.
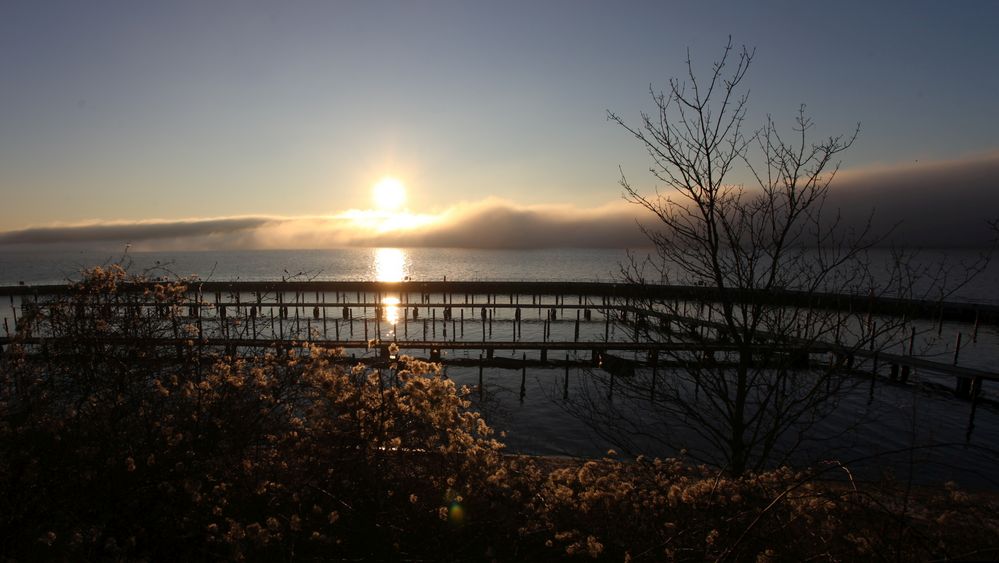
[900,326,915,383]
[478,355,484,400]
[277,292,284,339]
[972,310,980,343]
[604,308,610,342]
[954,332,971,398]
[295,292,301,335]
[294,306,300,340]
[966,376,983,441]
[321,292,328,338]
[574,310,580,342]
[608,362,615,401]
[953,332,963,365]
[563,353,569,399]
[520,353,527,400]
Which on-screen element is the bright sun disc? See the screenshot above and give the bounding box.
[373,177,406,211]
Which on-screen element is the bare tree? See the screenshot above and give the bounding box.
[574,38,917,475]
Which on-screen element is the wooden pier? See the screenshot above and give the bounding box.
[2,281,996,410]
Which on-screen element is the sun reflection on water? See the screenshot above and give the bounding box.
[374,248,408,336]
[374,248,407,282]
[382,296,401,325]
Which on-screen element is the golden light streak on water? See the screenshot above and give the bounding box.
[374,248,406,282]
[382,296,401,326]
[374,248,408,339]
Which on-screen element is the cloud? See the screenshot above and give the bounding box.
[829,151,999,247]
[0,217,276,246]
[0,151,996,250]
[0,201,654,251]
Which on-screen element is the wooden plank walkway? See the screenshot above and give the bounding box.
[2,280,996,393]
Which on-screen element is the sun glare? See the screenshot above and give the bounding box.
[373,177,407,211]
[375,247,407,282]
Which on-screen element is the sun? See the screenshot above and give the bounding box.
[372,177,406,211]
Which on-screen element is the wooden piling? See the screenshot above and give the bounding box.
[295,292,301,335]
[954,332,971,398]
[520,353,527,400]
[900,326,915,383]
[966,376,983,441]
[608,362,615,400]
[604,308,610,342]
[563,353,569,399]
[953,332,963,365]
[321,292,328,337]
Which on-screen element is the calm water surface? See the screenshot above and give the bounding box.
[2,247,998,487]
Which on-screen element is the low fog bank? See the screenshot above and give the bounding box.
[830,151,999,247]
[0,201,654,252]
[1,152,996,251]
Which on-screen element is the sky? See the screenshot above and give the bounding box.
[1,0,997,249]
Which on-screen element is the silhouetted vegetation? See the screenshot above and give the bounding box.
[2,267,998,561]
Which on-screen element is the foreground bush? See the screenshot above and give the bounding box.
[1,267,997,561]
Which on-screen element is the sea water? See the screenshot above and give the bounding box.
[2,246,998,487]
